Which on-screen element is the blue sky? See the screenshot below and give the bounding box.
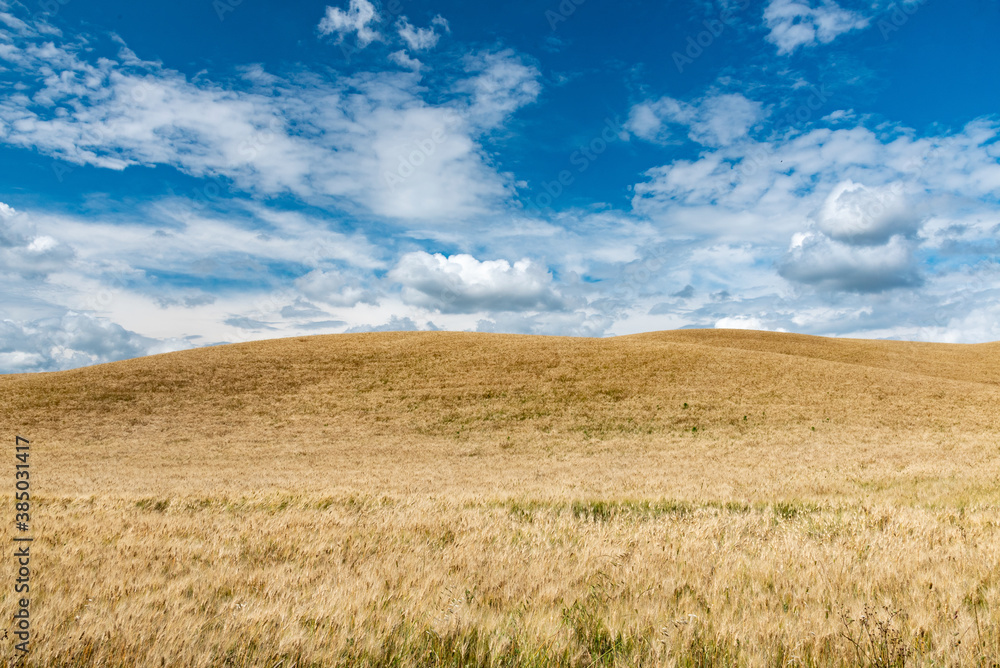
[1,0,999,372]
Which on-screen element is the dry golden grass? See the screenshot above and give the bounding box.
[1,329,1000,666]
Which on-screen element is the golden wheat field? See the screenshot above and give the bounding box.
[2,329,1000,667]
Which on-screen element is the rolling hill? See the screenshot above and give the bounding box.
[3,329,998,499]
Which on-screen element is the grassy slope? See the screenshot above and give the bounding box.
[6,328,1000,444]
[2,330,1000,666]
[4,329,999,498]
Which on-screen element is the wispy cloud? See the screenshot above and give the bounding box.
[460,50,542,130]
[763,0,870,55]
[0,27,540,222]
[396,15,449,51]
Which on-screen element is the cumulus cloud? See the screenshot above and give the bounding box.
[318,0,382,47]
[764,0,870,55]
[779,233,922,292]
[627,93,766,147]
[618,86,1000,340]
[631,114,1000,246]
[816,180,922,245]
[388,252,565,313]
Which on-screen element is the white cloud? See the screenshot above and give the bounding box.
[692,94,769,146]
[318,0,381,47]
[779,233,921,292]
[396,15,448,51]
[631,117,1000,245]
[0,199,391,354]
[0,30,541,222]
[627,93,766,147]
[619,84,1000,339]
[294,269,378,307]
[475,311,612,337]
[626,97,690,143]
[764,0,870,55]
[0,202,76,278]
[388,50,422,71]
[460,49,542,130]
[35,204,384,280]
[0,11,29,35]
[345,315,424,333]
[26,235,57,252]
[367,103,514,220]
[388,252,565,313]
[816,180,921,245]
[0,314,190,374]
[715,315,785,331]
[624,102,667,142]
